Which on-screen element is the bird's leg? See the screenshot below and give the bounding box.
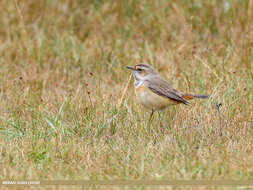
[158,111,165,133]
[148,109,155,126]
[147,109,155,136]
[158,111,162,125]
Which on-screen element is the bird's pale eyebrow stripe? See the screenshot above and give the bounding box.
[135,64,150,68]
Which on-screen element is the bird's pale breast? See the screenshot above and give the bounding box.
[135,82,178,110]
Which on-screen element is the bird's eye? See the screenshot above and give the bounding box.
[137,68,142,72]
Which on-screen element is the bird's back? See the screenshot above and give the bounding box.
[143,75,189,105]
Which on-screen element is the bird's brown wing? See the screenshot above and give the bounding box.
[145,76,189,105]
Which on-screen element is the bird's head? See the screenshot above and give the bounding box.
[126,64,157,82]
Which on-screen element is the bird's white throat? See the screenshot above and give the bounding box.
[132,70,142,87]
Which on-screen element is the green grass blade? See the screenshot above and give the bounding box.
[43,116,57,133]
[55,99,66,126]
[1,117,23,133]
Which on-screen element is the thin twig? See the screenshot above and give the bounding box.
[194,55,222,81]
[216,102,222,137]
[87,91,93,108]
[118,74,132,108]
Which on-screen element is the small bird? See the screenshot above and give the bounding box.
[126,64,208,123]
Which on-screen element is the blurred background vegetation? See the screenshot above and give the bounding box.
[0,0,252,185]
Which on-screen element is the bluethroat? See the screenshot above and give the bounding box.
[126,64,208,123]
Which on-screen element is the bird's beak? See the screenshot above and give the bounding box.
[126,66,135,70]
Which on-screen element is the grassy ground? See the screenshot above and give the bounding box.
[0,0,252,189]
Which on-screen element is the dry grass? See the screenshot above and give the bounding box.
[0,0,252,189]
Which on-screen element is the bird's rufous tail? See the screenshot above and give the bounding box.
[182,94,209,100]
